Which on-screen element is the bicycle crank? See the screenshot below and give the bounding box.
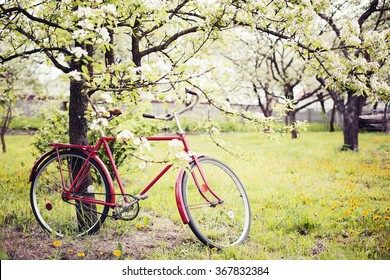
[113,194,140,221]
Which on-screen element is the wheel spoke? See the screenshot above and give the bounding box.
[30,151,110,237]
[182,157,251,248]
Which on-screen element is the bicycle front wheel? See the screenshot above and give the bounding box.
[30,150,111,237]
[181,157,251,249]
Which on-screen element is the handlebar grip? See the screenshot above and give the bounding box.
[142,113,155,119]
[185,88,198,96]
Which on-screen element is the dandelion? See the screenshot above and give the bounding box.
[77,252,85,257]
[113,250,121,257]
[53,240,62,248]
[344,210,350,216]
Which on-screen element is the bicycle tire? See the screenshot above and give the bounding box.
[181,157,251,249]
[30,150,111,237]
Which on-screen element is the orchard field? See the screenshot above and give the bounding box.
[0,131,389,260]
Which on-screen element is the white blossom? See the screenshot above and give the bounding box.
[133,138,141,145]
[78,19,94,30]
[168,139,182,148]
[72,29,90,41]
[176,152,191,162]
[101,4,117,15]
[140,137,152,151]
[117,130,134,141]
[90,118,108,131]
[187,151,196,157]
[98,27,111,43]
[72,47,88,58]
[101,93,113,103]
[143,0,165,10]
[68,70,82,81]
[76,7,93,18]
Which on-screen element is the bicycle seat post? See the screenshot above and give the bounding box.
[174,112,185,135]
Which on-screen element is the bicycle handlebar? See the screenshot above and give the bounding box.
[142,88,199,121]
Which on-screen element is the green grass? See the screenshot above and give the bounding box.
[0,131,389,260]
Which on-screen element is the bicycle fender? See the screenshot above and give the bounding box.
[174,155,205,224]
[175,167,190,224]
[29,148,56,182]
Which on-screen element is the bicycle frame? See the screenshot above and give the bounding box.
[29,132,222,225]
[29,90,224,225]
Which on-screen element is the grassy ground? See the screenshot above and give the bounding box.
[0,131,389,260]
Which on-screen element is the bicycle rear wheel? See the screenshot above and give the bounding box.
[181,157,251,249]
[30,150,110,237]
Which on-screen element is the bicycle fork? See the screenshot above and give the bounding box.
[175,156,224,224]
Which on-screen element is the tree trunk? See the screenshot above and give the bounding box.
[1,102,12,153]
[1,133,5,153]
[330,103,336,132]
[287,110,298,139]
[69,80,89,145]
[342,93,366,151]
[68,79,97,231]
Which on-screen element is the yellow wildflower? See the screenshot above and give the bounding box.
[77,252,85,257]
[362,210,369,217]
[373,215,381,221]
[53,240,62,248]
[113,250,121,257]
[68,249,73,253]
[384,216,390,220]
[344,210,350,216]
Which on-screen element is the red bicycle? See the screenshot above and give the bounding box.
[29,89,251,249]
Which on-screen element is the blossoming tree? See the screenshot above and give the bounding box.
[0,0,234,230]
[234,0,389,150]
[0,0,231,146]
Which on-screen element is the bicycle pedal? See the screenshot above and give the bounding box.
[134,194,148,200]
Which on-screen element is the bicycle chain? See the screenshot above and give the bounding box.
[62,192,137,219]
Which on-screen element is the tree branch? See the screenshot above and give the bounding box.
[140,26,199,57]
[358,0,379,29]
[0,5,67,31]
[11,26,71,73]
